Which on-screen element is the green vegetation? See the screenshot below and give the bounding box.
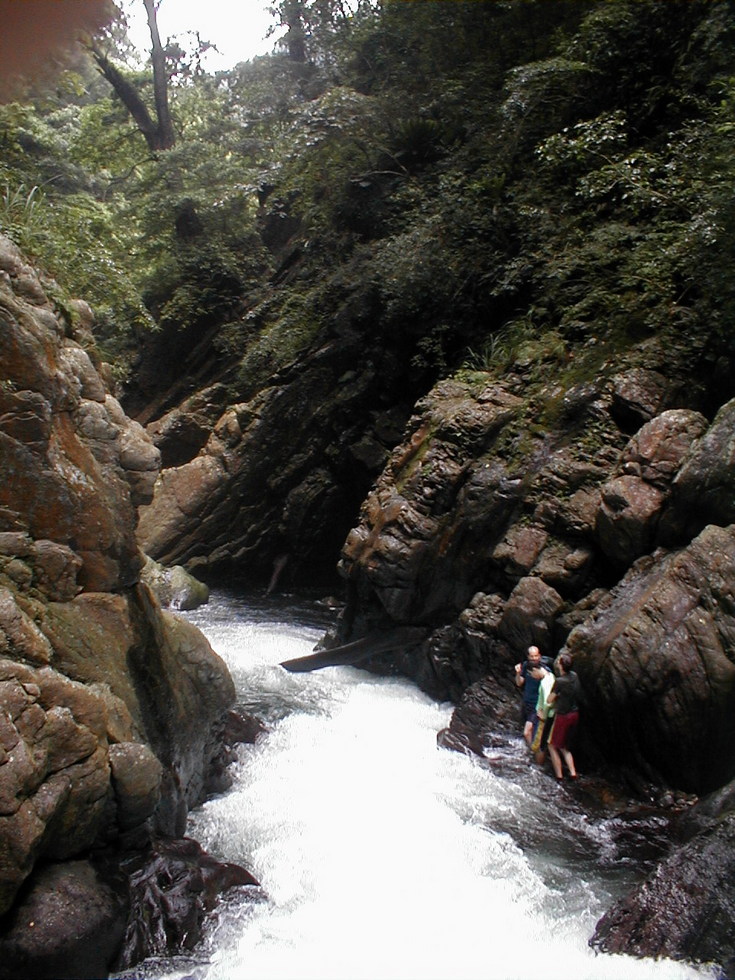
[1,0,733,408]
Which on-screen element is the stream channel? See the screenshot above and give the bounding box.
[116,589,715,980]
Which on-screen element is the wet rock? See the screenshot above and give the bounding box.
[437,675,519,757]
[115,837,259,972]
[141,555,209,611]
[0,860,127,980]
[591,813,735,977]
[566,524,735,794]
[223,707,267,747]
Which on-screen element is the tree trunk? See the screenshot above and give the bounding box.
[143,0,176,150]
[92,0,175,152]
[282,0,307,63]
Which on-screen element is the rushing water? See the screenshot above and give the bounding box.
[117,590,715,980]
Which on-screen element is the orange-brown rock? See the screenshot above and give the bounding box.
[0,235,241,957]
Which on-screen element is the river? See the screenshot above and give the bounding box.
[116,590,715,980]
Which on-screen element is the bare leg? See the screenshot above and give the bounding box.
[561,748,577,777]
[523,720,534,746]
[548,744,563,779]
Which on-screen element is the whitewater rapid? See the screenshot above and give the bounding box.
[116,591,715,980]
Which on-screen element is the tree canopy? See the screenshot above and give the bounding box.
[0,0,732,397]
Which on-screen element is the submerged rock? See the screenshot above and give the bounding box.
[0,840,259,980]
[140,555,210,611]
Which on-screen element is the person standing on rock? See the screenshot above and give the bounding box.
[531,661,556,765]
[547,652,582,781]
[514,645,546,747]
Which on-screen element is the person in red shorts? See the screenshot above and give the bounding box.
[547,652,582,781]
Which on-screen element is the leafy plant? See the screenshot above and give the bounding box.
[0,181,44,245]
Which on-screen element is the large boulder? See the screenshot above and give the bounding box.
[565,524,735,795]
[591,812,735,976]
[140,555,210,611]
[0,860,127,980]
[0,236,245,969]
[594,409,708,567]
[0,564,236,920]
[660,396,735,543]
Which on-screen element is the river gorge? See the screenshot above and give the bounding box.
[114,590,714,980]
[2,2,735,975]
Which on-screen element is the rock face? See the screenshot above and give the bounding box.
[323,332,734,796]
[0,236,245,972]
[591,804,735,976]
[135,309,418,586]
[0,248,158,592]
[567,524,735,794]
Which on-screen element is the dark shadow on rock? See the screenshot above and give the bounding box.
[0,840,259,980]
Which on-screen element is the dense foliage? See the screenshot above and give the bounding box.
[1,0,733,404]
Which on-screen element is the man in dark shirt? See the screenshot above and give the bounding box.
[514,645,547,746]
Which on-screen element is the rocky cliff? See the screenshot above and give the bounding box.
[320,324,735,974]
[133,257,735,800]
[132,299,735,975]
[0,236,251,977]
[102,3,735,972]
[127,7,735,803]
[327,326,735,796]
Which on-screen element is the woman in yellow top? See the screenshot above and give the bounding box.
[530,662,556,765]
